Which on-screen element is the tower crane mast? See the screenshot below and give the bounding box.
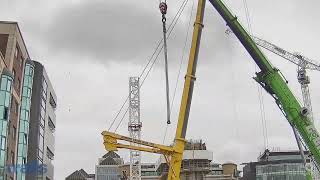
[253,36,320,123]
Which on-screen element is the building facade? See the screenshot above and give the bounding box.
[26,61,57,180]
[242,149,313,180]
[155,140,240,180]
[65,169,95,180]
[0,21,30,180]
[95,151,124,180]
[0,21,57,180]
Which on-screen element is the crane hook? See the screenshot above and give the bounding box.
[159,1,171,125]
[159,2,168,15]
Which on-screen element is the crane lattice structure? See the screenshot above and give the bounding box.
[252,36,320,179]
[129,77,142,180]
[103,0,320,179]
[253,36,320,123]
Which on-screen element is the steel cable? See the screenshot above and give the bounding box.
[111,0,190,132]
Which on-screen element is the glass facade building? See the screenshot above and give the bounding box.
[242,149,312,180]
[16,62,34,180]
[96,166,120,180]
[0,70,13,180]
[256,163,306,180]
[1,22,57,180]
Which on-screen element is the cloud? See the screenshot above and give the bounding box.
[2,0,320,179]
[41,1,181,65]
[16,0,233,67]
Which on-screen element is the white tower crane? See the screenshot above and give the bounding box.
[128,77,142,180]
[252,36,320,123]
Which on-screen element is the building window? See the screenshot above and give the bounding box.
[6,147,9,160]
[48,117,55,133]
[10,151,14,165]
[15,46,18,58]
[3,107,8,120]
[12,70,15,82]
[7,121,10,135]
[17,78,21,90]
[1,137,6,150]
[46,147,54,160]
[19,56,23,67]
[49,93,56,109]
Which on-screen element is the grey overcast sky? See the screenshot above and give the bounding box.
[2,0,320,179]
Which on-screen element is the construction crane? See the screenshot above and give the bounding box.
[208,0,320,179]
[102,0,320,179]
[103,0,206,179]
[252,36,320,124]
[252,37,320,179]
[128,77,142,180]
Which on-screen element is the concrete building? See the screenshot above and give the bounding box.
[155,140,213,179]
[141,163,158,178]
[95,151,124,180]
[0,21,30,180]
[26,61,57,180]
[0,21,57,180]
[206,163,240,180]
[154,140,240,180]
[65,169,95,180]
[120,163,159,180]
[242,149,313,180]
[68,140,240,180]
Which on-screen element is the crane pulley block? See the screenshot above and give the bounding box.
[159,2,168,15]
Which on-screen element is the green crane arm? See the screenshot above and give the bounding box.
[208,0,320,169]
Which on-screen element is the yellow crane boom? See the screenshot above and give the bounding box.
[102,0,206,179]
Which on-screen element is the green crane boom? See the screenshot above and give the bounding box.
[208,0,320,177]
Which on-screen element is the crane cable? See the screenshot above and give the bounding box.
[159,0,171,125]
[162,0,195,144]
[109,0,190,132]
[242,0,269,149]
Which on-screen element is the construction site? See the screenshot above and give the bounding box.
[1,0,320,180]
[100,0,320,180]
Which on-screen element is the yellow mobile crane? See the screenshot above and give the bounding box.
[103,0,320,179]
[102,0,206,179]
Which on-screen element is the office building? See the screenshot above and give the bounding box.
[0,21,57,180]
[0,21,31,180]
[155,140,213,179]
[119,163,159,180]
[69,140,240,180]
[65,169,95,180]
[95,151,124,180]
[242,149,313,180]
[26,61,57,180]
[155,140,240,180]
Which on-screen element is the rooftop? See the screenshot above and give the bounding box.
[0,21,30,58]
